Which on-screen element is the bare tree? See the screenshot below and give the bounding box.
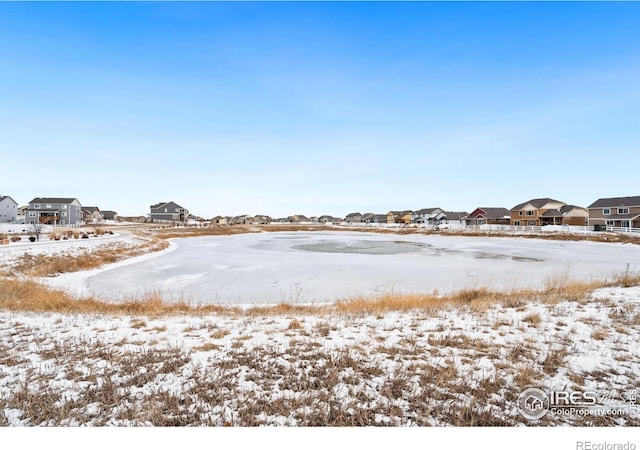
[31,222,44,241]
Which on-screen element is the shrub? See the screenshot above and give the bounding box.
[28,236,36,242]
[10,236,21,242]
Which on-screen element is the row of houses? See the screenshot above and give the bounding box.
[2,195,638,230]
[203,196,638,230]
[339,197,639,229]
[0,196,118,226]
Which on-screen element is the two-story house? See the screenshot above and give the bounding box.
[387,210,413,225]
[588,196,640,229]
[412,208,444,225]
[0,195,19,223]
[24,197,83,226]
[149,201,189,223]
[510,198,566,226]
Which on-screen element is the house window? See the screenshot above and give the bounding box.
[618,208,629,214]
[528,220,536,226]
[525,211,534,216]
[62,205,67,209]
[34,204,40,209]
[46,204,52,208]
[62,212,67,217]
[514,221,521,226]
[606,220,614,226]
[622,221,630,227]
[518,211,523,216]
[603,208,610,215]
[29,212,36,217]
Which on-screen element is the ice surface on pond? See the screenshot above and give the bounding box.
[292,239,429,255]
[83,232,640,305]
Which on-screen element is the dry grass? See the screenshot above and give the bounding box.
[152,225,259,240]
[1,269,638,319]
[6,239,169,277]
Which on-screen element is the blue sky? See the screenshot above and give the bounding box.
[1,2,638,218]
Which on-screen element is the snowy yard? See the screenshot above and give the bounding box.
[1,284,639,426]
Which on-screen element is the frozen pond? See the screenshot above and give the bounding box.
[84,232,640,304]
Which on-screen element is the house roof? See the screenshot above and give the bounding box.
[559,205,585,214]
[150,201,186,211]
[415,208,442,215]
[602,213,640,221]
[541,205,586,218]
[540,209,563,218]
[0,195,18,204]
[588,196,640,209]
[443,211,468,220]
[466,207,510,220]
[511,198,564,210]
[29,197,79,204]
[82,207,100,213]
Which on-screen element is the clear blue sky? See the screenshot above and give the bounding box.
[1,2,639,218]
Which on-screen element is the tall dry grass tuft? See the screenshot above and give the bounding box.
[9,240,169,277]
[0,278,239,317]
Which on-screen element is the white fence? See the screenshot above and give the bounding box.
[607,226,640,234]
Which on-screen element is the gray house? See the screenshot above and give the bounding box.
[0,195,19,223]
[102,211,118,221]
[149,201,189,223]
[588,196,640,229]
[25,197,83,226]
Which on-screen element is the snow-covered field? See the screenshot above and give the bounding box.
[44,231,640,304]
[1,229,639,428]
[1,284,638,426]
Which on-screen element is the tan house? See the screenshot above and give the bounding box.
[212,216,228,226]
[82,206,102,223]
[539,205,588,226]
[387,210,413,224]
[510,198,566,226]
[588,196,640,229]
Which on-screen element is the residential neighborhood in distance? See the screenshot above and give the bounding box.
[0,194,639,233]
